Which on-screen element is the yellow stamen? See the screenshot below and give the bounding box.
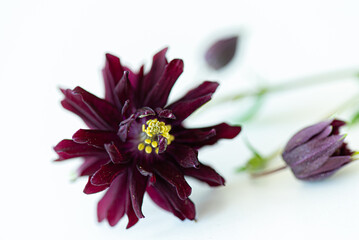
[139,119,175,154]
[151,141,158,148]
[138,143,145,151]
[145,145,152,154]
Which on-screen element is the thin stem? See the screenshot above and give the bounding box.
[217,68,359,103]
[251,165,287,178]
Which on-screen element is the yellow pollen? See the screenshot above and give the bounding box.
[151,141,158,148]
[139,118,175,154]
[145,145,152,154]
[138,143,145,151]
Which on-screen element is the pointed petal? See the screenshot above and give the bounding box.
[114,71,134,106]
[61,89,106,129]
[284,120,331,153]
[104,142,126,164]
[151,178,195,220]
[153,161,191,200]
[118,114,136,142]
[54,140,106,161]
[97,173,127,224]
[176,81,219,102]
[125,195,140,229]
[141,48,168,98]
[103,53,124,108]
[184,163,225,186]
[72,129,119,149]
[91,162,127,186]
[84,176,109,194]
[78,157,109,176]
[167,81,219,123]
[121,99,131,117]
[304,156,352,180]
[147,184,186,220]
[331,119,346,135]
[167,144,199,168]
[106,175,129,226]
[129,168,148,219]
[174,123,241,148]
[144,59,184,108]
[71,87,122,130]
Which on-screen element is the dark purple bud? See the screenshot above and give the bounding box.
[205,35,239,70]
[282,119,353,181]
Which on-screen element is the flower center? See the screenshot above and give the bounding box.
[137,118,174,154]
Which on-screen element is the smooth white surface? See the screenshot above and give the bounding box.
[1,0,359,239]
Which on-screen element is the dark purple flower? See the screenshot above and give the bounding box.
[205,35,239,70]
[282,119,354,181]
[54,48,241,228]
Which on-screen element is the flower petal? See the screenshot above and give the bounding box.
[167,143,199,168]
[125,65,144,99]
[183,163,225,186]
[72,129,119,149]
[174,123,241,148]
[140,48,168,102]
[118,114,136,142]
[61,89,105,129]
[136,107,156,118]
[153,161,191,200]
[83,176,109,194]
[284,120,331,153]
[78,157,109,176]
[155,108,176,119]
[54,140,106,161]
[129,168,148,219]
[97,173,127,224]
[150,178,195,220]
[144,59,184,108]
[104,142,126,164]
[147,184,186,220]
[125,195,139,229]
[72,87,122,130]
[114,71,134,108]
[91,162,127,186]
[103,53,125,108]
[304,155,352,180]
[167,81,219,123]
[331,119,346,135]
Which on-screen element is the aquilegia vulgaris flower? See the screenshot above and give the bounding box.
[54,48,241,228]
[282,119,354,181]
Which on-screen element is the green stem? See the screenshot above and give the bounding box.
[251,165,287,178]
[217,68,359,103]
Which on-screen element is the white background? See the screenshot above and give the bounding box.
[1,0,359,239]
